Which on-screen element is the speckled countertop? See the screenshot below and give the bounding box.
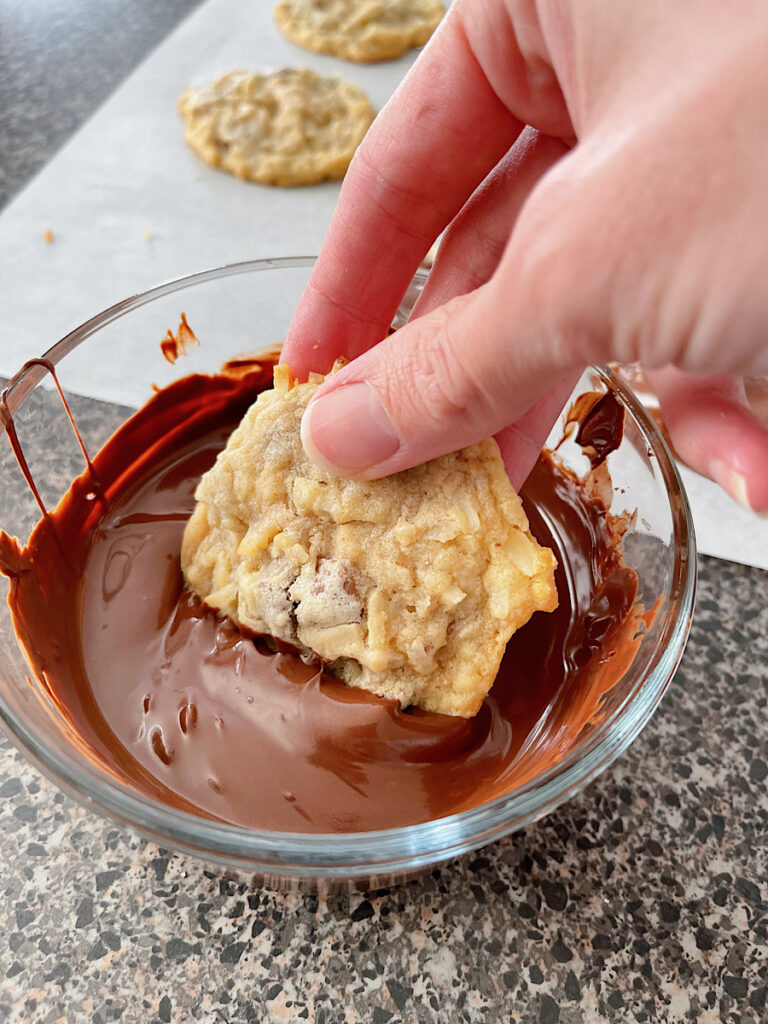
[1,4,767,1023]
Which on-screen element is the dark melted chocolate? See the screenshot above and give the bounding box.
[0,361,644,832]
[576,392,625,469]
[160,313,199,365]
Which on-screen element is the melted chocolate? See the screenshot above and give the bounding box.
[160,313,199,365]
[0,360,644,832]
[575,392,625,469]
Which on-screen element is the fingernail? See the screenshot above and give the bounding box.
[301,382,400,475]
[709,458,768,517]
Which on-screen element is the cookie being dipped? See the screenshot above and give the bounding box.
[182,363,558,717]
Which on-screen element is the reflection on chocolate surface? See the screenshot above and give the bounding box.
[575,392,625,470]
[0,357,647,832]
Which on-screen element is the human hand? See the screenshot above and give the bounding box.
[282,0,768,510]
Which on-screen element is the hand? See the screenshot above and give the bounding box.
[282,0,768,510]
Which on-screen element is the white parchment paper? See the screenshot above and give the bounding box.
[0,0,765,569]
[0,0,424,387]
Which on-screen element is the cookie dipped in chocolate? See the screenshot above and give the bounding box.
[0,359,644,832]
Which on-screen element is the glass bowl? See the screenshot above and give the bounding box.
[0,257,696,890]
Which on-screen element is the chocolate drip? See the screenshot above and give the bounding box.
[1,358,101,570]
[575,391,625,469]
[160,313,199,365]
[1,379,51,527]
[24,359,99,487]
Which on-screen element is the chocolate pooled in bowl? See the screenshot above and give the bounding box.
[0,352,650,833]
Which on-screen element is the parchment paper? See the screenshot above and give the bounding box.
[0,0,425,389]
[0,0,765,569]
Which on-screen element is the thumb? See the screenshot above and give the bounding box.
[300,281,569,480]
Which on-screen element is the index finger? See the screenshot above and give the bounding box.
[283,4,524,376]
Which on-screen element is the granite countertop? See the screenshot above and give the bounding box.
[1,3,766,1022]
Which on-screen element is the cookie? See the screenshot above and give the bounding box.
[274,0,445,63]
[177,69,375,186]
[182,364,558,717]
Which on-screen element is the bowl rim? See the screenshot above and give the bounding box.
[0,256,697,878]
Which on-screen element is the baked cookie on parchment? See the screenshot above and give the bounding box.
[177,68,375,186]
[274,0,446,63]
[182,364,558,718]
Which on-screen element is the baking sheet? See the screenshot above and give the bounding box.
[0,0,765,569]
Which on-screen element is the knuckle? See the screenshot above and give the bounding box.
[402,314,489,430]
[510,168,614,366]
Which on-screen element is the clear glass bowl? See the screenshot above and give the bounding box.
[0,257,696,890]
